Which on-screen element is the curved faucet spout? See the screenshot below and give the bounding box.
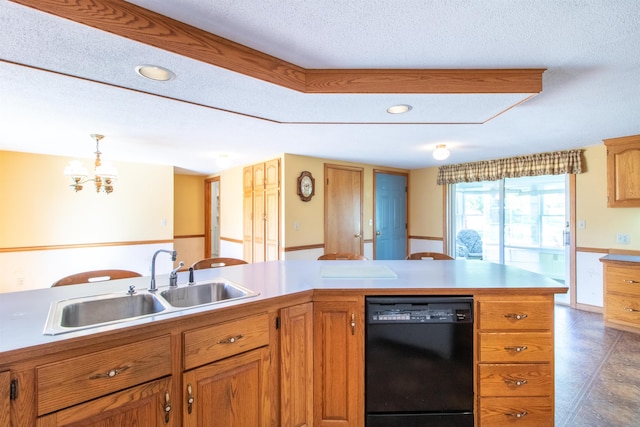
[150,249,178,291]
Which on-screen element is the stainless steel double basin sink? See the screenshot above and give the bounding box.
[44,281,258,335]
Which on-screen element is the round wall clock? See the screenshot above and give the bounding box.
[297,171,315,201]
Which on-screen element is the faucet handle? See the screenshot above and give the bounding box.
[169,262,184,287]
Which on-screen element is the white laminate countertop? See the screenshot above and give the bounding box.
[0,260,567,354]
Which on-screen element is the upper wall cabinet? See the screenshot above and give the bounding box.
[604,134,640,207]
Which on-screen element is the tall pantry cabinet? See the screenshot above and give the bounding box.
[244,159,280,263]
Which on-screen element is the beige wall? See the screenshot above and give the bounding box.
[174,174,205,236]
[576,144,640,250]
[0,150,175,292]
[0,150,174,248]
[219,165,244,241]
[282,153,408,249]
[407,167,444,239]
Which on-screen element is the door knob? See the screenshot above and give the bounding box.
[376,231,381,236]
[354,234,361,238]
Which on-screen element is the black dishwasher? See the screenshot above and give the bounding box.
[365,296,474,427]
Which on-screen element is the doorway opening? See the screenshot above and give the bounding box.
[205,177,220,258]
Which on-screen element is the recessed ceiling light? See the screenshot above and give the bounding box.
[387,104,412,114]
[135,65,176,81]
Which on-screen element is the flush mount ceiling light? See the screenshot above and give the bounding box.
[386,104,412,114]
[433,144,450,160]
[135,64,176,81]
[64,134,118,194]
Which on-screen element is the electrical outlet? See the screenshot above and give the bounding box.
[616,233,631,244]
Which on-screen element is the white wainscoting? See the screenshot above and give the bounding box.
[576,251,606,308]
[0,243,174,293]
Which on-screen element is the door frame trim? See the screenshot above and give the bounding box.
[204,176,220,258]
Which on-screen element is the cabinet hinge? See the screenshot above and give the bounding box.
[275,316,280,330]
[10,379,18,400]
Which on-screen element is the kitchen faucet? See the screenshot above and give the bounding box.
[150,249,177,291]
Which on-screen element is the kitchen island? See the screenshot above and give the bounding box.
[0,259,566,426]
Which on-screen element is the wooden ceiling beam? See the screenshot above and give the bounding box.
[12,0,544,94]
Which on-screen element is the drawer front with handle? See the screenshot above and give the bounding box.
[478,363,553,397]
[605,266,640,296]
[37,334,172,415]
[606,293,640,325]
[479,332,553,363]
[478,300,552,331]
[479,396,553,427]
[183,313,270,370]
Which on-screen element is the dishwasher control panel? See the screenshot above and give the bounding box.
[366,296,473,324]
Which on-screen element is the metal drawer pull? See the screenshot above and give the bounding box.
[624,307,640,312]
[506,411,528,419]
[504,377,528,387]
[164,391,172,423]
[504,346,528,353]
[89,365,131,379]
[217,334,244,344]
[186,383,194,414]
[351,313,356,335]
[504,313,528,320]
[623,279,640,284]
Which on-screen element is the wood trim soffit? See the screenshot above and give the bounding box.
[11,0,544,94]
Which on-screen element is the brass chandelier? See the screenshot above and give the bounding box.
[64,134,118,194]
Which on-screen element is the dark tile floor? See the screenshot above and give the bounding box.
[555,304,640,427]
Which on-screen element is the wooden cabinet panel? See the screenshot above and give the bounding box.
[183,313,270,370]
[479,332,552,363]
[605,293,640,325]
[37,335,171,415]
[183,346,271,427]
[478,364,552,397]
[313,300,363,427]
[37,377,173,427]
[603,260,640,332]
[476,295,555,427]
[479,396,553,427]
[280,303,314,427]
[604,134,640,207]
[478,300,553,330]
[0,370,9,427]
[605,265,640,296]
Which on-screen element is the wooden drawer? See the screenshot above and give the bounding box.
[605,293,640,326]
[37,334,171,415]
[184,313,270,370]
[605,266,640,296]
[478,363,552,397]
[479,396,553,427]
[478,300,552,331]
[479,332,553,363]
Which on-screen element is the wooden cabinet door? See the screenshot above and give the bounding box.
[0,371,9,427]
[313,300,363,427]
[604,134,640,207]
[265,185,280,261]
[37,377,173,427]
[281,303,313,427]
[253,187,266,263]
[183,347,271,427]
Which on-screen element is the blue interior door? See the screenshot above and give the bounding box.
[375,173,407,259]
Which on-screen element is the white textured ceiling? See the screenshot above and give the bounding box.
[1,0,640,174]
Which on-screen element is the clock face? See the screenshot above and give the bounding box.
[301,176,313,197]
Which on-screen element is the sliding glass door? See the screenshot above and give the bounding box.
[450,174,570,304]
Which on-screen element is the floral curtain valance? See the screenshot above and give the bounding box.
[436,149,583,185]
